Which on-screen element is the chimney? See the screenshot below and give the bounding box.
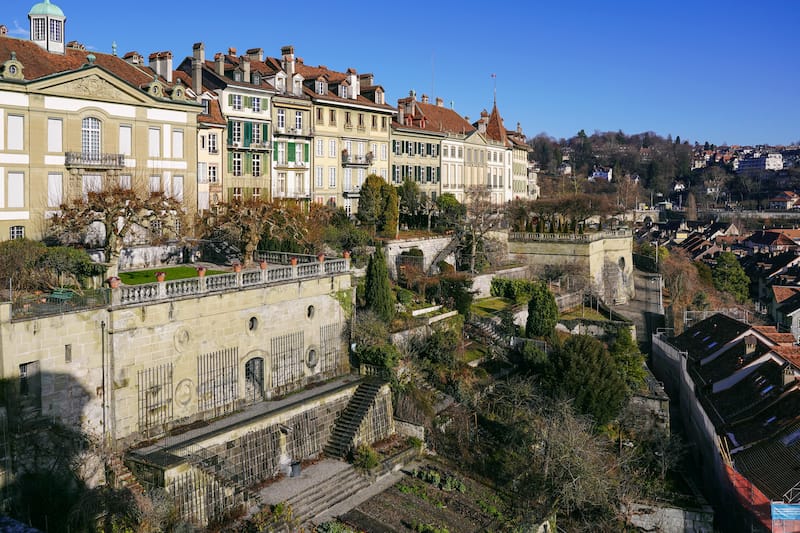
[149,51,173,82]
[241,56,250,83]
[397,103,404,126]
[346,68,358,99]
[123,51,143,65]
[0,25,7,37]
[246,47,263,62]
[228,46,237,56]
[784,365,796,387]
[421,94,429,104]
[281,45,295,83]
[745,334,757,355]
[359,73,374,86]
[517,122,522,135]
[192,42,204,98]
[436,97,444,107]
[214,52,224,76]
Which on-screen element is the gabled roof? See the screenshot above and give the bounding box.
[395,96,475,135]
[673,313,752,362]
[484,103,510,147]
[752,325,797,345]
[771,286,800,305]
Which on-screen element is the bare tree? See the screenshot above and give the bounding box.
[49,181,186,278]
[463,186,500,273]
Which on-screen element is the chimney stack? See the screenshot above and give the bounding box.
[148,51,173,83]
[436,97,444,107]
[421,94,429,104]
[228,47,237,56]
[214,52,224,76]
[192,42,204,98]
[246,47,263,62]
[281,45,296,86]
[242,56,250,83]
[397,103,404,126]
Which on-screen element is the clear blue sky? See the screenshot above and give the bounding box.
[7,0,799,146]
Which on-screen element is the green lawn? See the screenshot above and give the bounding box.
[119,266,226,285]
[471,297,514,318]
[559,306,609,321]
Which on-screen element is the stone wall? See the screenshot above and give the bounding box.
[623,502,714,532]
[384,236,456,279]
[0,269,353,447]
[353,384,395,448]
[471,266,529,298]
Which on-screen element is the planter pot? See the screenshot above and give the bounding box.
[155,272,166,282]
[107,276,121,289]
[317,253,325,263]
[343,251,351,259]
[197,266,207,277]
[290,257,298,266]
[233,263,242,273]
[259,260,268,270]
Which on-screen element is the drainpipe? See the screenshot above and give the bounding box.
[101,320,107,443]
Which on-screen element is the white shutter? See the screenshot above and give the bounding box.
[47,119,62,153]
[47,173,62,206]
[7,172,23,207]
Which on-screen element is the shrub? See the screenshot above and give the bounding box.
[352,444,380,471]
[396,287,415,305]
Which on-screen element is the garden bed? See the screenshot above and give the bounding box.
[119,266,226,285]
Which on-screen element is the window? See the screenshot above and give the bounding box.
[200,135,206,150]
[344,168,352,190]
[149,175,161,194]
[381,117,387,130]
[7,172,23,208]
[252,97,261,112]
[340,85,348,99]
[358,113,364,128]
[329,109,336,125]
[371,115,377,130]
[49,19,62,42]
[119,125,132,156]
[252,187,261,200]
[329,139,336,157]
[277,109,285,130]
[19,361,39,399]
[208,165,218,183]
[315,139,323,157]
[202,100,209,114]
[173,176,184,202]
[328,167,336,187]
[47,118,62,153]
[316,108,323,124]
[357,168,365,188]
[208,133,218,153]
[231,121,242,144]
[277,143,286,164]
[148,127,160,157]
[198,191,209,210]
[233,153,242,176]
[10,226,24,240]
[277,172,287,195]
[47,173,62,207]
[344,140,352,155]
[315,166,323,188]
[32,18,45,40]
[252,123,261,144]
[120,174,131,189]
[7,115,24,150]
[172,130,184,159]
[316,80,325,95]
[252,153,261,177]
[82,117,102,156]
[357,141,365,156]
[381,143,388,160]
[295,143,303,162]
[232,187,242,200]
[295,111,303,131]
[344,112,352,127]
[232,94,242,110]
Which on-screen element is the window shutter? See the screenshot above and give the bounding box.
[245,96,252,108]
[228,94,233,106]
[245,153,252,174]
[303,143,309,162]
[243,122,252,146]
[273,141,278,161]
[227,122,233,145]
[262,124,269,143]
[228,152,233,172]
[288,142,296,162]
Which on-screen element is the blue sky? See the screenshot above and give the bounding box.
[7,0,799,146]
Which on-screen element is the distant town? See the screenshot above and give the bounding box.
[2,1,800,533]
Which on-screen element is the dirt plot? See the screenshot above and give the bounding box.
[338,461,508,532]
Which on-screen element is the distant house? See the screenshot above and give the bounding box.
[769,191,800,210]
[588,166,612,182]
[743,231,800,255]
[672,180,687,192]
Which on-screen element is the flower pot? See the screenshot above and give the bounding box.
[259,260,268,270]
[317,253,325,263]
[155,272,166,282]
[290,257,298,266]
[343,251,351,259]
[233,263,242,273]
[107,276,121,289]
[196,266,207,278]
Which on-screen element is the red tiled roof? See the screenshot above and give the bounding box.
[771,286,800,304]
[0,35,171,89]
[485,103,509,146]
[396,97,475,135]
[752,325,797,345]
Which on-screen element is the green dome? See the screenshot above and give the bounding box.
[28,0,65,18]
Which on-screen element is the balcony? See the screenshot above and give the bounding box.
[249,142,270,151]
[65,152,125,170]
[341,151,373,167]
[275,160,309,170]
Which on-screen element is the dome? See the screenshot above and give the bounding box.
[28,0,65,18]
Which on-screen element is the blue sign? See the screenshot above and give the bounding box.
[772,503,800,520]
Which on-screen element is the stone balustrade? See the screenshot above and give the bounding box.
[114,257,350,307]
[509,228,632,243]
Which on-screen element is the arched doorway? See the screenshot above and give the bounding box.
[244,357,264,402]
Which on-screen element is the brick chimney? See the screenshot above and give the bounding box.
[149,51,173,82]
[192,42,204,98]
[281,45,295,84]
[421,94,429,104]
[246,47,263,62]
[214,52,224,76]
[228,46,237,56]
[241,56,250,83]
[436,97,444,107]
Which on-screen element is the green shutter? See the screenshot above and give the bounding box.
[227,152,233,172]
[245,153,252,174]
[243,122,252,147]
[303,143,309,162]
[245,96,252,108]
[228,94,233,106]
[227,122,233,145]
[288,142,296,162]
[263,124,269,143]
[273,141,278,161]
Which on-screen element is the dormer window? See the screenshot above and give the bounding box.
[340,85,348,99]
[49,19,62,42]
[277,76,285,92]
[32,18,45,40]
[316,80,325,95]
[252,73,260,85]
[202,100,209,114]
[233,71,242,82]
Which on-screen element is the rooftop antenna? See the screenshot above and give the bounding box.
[431,51,435,101]
[111,41,117,56]
[491,73,497,105]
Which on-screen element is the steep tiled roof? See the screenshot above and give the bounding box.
[0,35,169,89]
[200,98,225,126]
[484,103,509,146]
[396,97,475,135]
[752,325,797,345]
[771,286,800,305]
[673,313,752,361]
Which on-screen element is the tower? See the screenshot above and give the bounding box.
[28,0,66,54]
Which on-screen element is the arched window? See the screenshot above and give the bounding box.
[82,117,101,156]
[244,357,264,402]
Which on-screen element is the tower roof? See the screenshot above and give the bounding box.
[29,0,64,18]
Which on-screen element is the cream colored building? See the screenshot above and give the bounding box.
[0,2,200,241]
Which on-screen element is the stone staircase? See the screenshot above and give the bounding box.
[467,316,504,345]
[287,464,369,526]
[323,380,383,459]
[107,454,146,498]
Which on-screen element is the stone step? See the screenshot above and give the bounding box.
[287,467,361,509]
[291,470,369,523]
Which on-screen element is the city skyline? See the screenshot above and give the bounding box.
[4,0,798,147]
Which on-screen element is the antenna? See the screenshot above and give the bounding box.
[431,51,435,101]
[491,73,497,105]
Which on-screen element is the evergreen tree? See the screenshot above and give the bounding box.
[712,251,750,303]
[380,182,399,238]
[365,247,394,322]
[609,326,646,393]
[357,174,385,233]
[525,282,558,338]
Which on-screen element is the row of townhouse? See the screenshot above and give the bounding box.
[0,0,539,241]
